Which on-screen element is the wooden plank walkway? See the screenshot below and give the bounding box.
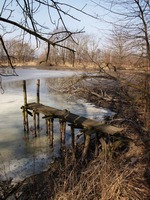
[25,102,123,135]
[21,79,123,159]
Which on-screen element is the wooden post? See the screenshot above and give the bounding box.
[33,112,37,137]
[59,120,63,146]
[46,119,48,135]
[71,125,76,160]
[82,134,91,159]
[22,108,26,132]
[36,79,40,104]
[23,80,27,106]
[36,79,40,134]
[59,119,66,146]
[95,132,99,157]
[62,121,66,144]
[48,118,54,147]
[23,80,29,133]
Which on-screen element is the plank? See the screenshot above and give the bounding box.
[25,102,123,135]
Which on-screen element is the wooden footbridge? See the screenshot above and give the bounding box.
[21,80,123,158]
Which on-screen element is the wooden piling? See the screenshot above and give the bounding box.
[82,134,91,159]
[23,80,27,106]
[23,80,29,133]
[36,79,40,134]
[48,118,54,147]
[33,112,37,137]
[59,119,66,145]
[22,109,26,132]
[36,79,40,104]
[95,132,99,157]
[59,120,63,145]
[71,125,76,160]
[46,119,48,135]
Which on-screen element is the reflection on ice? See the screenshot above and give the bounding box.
[0,69,114,182]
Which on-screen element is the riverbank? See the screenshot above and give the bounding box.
[0,61,100,71]
[1,68,150,200]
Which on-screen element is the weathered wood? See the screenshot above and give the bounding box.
[25,102,123,135]
[71,125,76,160]
[22,109,26,132]
[59,119,66,145]
[36,80,40,133]
[82,134,91,159]
[95,132,99,157]
[21,80,126,160]
[23,80,27,106]
[48,118,54,147]
[23,80,29,133]
[33,112,37,137]
[37,113,40,134]
[59,120,63,144]
[45,119,48,135]
[25,111,29,133]
[36,79,40,104]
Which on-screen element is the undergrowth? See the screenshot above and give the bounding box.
[54,145,150,200]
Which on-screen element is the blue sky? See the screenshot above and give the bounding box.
[42,0,111,36]
[34,0,112,44]
[0,0,112,47]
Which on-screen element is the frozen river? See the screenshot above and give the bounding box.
[0,68,113,183]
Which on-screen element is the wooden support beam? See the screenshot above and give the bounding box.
[71,125,76,160]
[37,113,40,135]
[82,134,91,159]
[22,108,26,132]
[36,79,40,104]
[48,118,54,147]
[36,80,40,135]
[59,120,63,145]
[59,119,66,146]
[95,132,99,157]
[33,112,37,137]
[45,119,48,135]
[23,80,27,106]
[22,80,29,133]
[62,121,66,145]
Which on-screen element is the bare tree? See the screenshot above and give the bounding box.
[2,39,35,63]
[107,26,133,69]
[93,0,150,130]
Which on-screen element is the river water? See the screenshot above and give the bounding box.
[0,68,113,183]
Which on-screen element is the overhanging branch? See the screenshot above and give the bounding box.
[0,17,76,53]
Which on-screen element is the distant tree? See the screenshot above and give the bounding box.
[73,33,101,67]
[108,27,132,68]
[2,39,35,63]
[40,32,102,67]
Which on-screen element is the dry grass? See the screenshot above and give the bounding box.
[54,154,150,200]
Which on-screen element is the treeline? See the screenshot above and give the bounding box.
[39,27,147,70]
[0,28,147,70]
[0,39,35,64]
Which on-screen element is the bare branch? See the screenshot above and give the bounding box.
[0,34,15,69]
[0,17,76,53]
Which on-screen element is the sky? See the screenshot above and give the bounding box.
[0,0,113,49]
[38,0,112,38]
